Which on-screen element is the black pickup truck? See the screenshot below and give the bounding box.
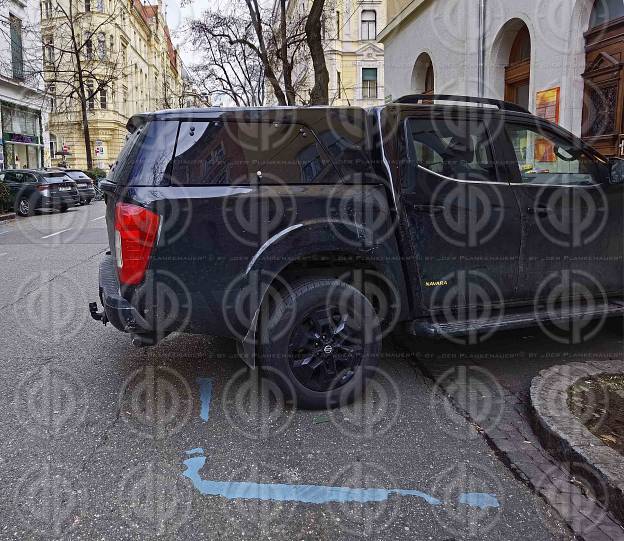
[90,95,624,408]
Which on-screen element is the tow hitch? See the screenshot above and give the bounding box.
[89,302,108,325]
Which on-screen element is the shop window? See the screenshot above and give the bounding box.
[362,68,377,99]
[361,10,376,41]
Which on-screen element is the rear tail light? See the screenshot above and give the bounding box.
[36,184,51,192]
[114,202,160,285]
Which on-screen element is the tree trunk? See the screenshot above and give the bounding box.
[306,0,329,105]
[81,97,93,170]
[280,0,296,105]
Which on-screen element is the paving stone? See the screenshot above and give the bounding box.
[410,352,624,539]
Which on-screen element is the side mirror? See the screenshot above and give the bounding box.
[609,157,624,184]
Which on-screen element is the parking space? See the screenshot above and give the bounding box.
[0,204,575,539]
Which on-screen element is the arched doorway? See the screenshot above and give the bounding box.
[582,0,624,157]
[504,24,531,109]
[411,53,434,95]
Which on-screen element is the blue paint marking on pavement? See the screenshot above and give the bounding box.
[182,449,442,505]
[197,378,213,422]
[459,492,500,509]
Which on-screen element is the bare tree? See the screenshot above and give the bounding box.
[188,11,266,106]
[37,0,123,169]
[306,0,329,105]
[187,0,308,106]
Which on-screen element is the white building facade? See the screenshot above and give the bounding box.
[0,0,50,169]
[379,0,624,157]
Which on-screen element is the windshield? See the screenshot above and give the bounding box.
[66,171,91,180]
[43,172,70,181]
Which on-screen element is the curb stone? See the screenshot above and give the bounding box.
[531,360,624,529]
[393,335,624,541]
[0,212,15,222]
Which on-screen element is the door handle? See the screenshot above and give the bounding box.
[527,206,552,216]
[407,203,445,215]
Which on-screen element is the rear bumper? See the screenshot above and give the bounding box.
[97,255,151,334]
[40,193,80,208]
[77,187,95,201]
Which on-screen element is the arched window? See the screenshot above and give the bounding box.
[590,0,624,29]
[504,24,531,110]
[411,53,434,95]
[361,10,376,41]
[425,63,434,94]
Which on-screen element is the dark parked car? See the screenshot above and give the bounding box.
[48,168,96,205]
[90,95,624,408]
[0,169,80,216]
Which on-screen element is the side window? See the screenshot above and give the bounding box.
[505,123,605,186]
[112,121,178,186]
[172,121,335,185]
[404,118,499,190]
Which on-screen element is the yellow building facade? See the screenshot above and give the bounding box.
[41,0,183,170]
[285,0,386,106]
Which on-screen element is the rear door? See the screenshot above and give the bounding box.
[2,172,22,197]
[501,119,622,301]
[400,110,522,312]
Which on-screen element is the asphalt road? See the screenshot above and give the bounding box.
[0,201,584,540]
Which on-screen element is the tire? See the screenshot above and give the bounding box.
[15,196,32,217]
[85,199,92,205]
[60,204,68,213]
[259,278,381,409]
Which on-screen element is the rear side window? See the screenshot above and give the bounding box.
[171,121,337,185]
[310,109,373,178]
[112,120,178,186]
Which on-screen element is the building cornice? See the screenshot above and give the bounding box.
[377,0,428,43]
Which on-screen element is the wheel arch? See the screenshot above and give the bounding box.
[240,220,408,367]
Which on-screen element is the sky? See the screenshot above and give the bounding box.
[163,0,212,65]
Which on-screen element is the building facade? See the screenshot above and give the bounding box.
[42,0,184,170]
[285,0,386,106]
[0,0,50,170]
[379,0,624,157]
